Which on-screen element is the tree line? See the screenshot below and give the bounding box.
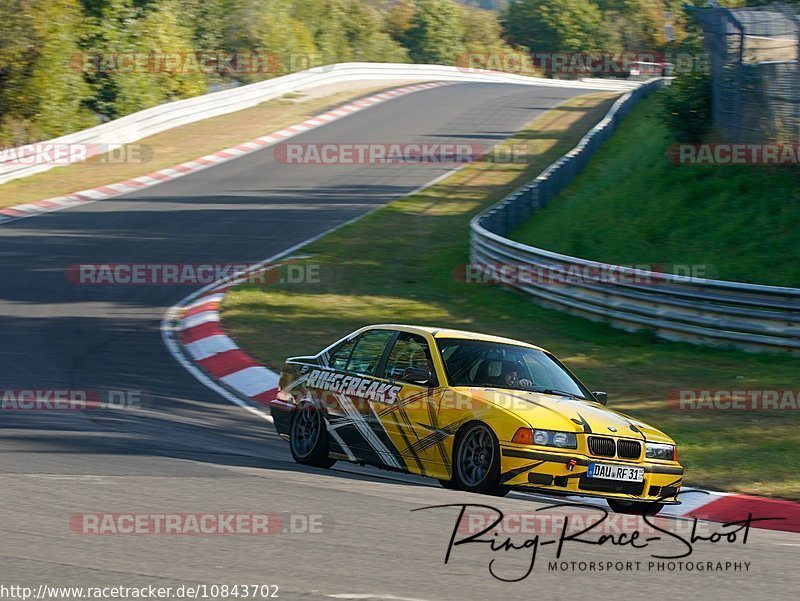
[0,0,704,146]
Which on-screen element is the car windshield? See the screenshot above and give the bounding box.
[436,338,590,399]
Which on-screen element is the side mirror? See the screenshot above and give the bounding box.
[592,391,608,405]
[403,367,433,386]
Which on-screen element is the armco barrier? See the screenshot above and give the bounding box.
[0,62,639,185]
[470,79,800,353]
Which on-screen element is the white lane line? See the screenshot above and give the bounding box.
[162,148,472,420]
[159,80,531,427]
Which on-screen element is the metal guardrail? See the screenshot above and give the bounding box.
[470,78,800,353]
[0,62,639,185]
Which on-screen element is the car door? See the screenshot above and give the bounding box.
[374,332,451,477]
[316,328,406,469]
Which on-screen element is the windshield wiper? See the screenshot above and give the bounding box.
[532,388,587,400]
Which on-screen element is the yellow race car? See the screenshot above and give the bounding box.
[270,325,683,514]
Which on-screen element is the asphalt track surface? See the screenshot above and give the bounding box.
[0,83,797,600]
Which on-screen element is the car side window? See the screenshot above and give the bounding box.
[345,329,395,376]
[385,333,435,384]
[328,337,358,370]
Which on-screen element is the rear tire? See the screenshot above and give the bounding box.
[289,402,336,469]
[452,422,503,495]
[607,499,664,515]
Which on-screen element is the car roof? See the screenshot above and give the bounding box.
[364,324,547,352]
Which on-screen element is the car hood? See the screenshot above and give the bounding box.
[461,387,674,443]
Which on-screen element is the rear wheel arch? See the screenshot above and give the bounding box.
[289,400,337,469]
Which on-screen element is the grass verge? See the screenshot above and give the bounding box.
[0,82,415,208]
[511,93,800,287]
[221,92,799,500]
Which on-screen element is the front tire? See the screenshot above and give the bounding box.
[452,422,504,495]
[289,403,336,469]
[607,499,664,515]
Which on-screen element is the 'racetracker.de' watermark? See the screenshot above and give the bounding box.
[0,143,151,167]
[66,262,321,286]
[70,512,330,535]
[454,262,715,286]
[456,51,708,75]
[70,51,327,76]
[667,389,800,410]
[272,142,527,165]
[1,389,145,411]
[669,143,800,165]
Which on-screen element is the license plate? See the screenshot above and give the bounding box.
[588,462,644,482]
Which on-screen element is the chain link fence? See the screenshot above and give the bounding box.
[691,3,800,142]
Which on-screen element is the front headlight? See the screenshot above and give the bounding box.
[646,442,676,460]
[512,428,577,449]
[534,429,577,449]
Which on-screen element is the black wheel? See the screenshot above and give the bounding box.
[289,403,336,469]
[452,422,503,495]
[607,499,664,515]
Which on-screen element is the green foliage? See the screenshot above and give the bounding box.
[660,68,712,142]
[600,0,690,51]
[402,0,466,63]
[513,94,800,287]
[0,0,712,146]
[0,0,94,144]
[1,0,415,144]
[501,0,610,53]
[85,0,207,119]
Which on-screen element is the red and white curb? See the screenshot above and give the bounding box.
[161,260,282,424]
[174,281,280,411]
[0,81,451,226]
[556,487,800,533]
